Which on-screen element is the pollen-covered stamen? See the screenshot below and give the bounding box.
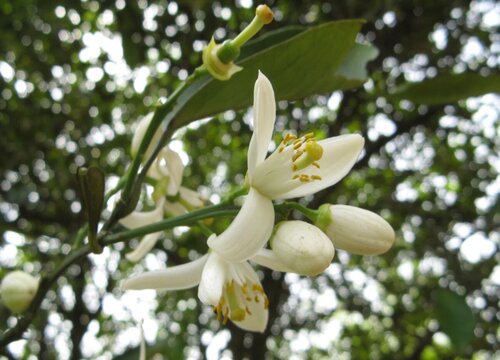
[214,280,269,325]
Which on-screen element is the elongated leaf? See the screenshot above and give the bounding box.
[434,289,475,352]
[391,72,500,104]
[166,20,374,128]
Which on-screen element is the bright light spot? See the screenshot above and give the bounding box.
[86,67,105,82]
[0,61,15,81]
[206,330,231,360]
[460,232,496,263]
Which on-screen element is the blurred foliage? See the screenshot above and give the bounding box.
[0,0,498,359]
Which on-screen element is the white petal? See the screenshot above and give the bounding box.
[162,148,184,196]
[198,250,226,305]
[122,254,208,290]
[131,113,164,161]
[208,188,274,262]
[119,199,165,229]
[233,299,268,333]
[324,205,395,255]
[253,134,364,199]
[251,248,294,272]
[125,232,162,262]
[147,148,185,196]
[179,187,204,208]
[247,71,276,180]
[164,200,188,217]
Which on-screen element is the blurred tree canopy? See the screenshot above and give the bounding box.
[0,0,498,359]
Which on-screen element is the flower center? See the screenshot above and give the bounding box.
[278,132,324,183]
[214,280,269,324]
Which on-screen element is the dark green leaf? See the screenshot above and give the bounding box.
[434,289,475,351]
[169,20,372,127]
[390,72,500,104]
[77,166,105,253]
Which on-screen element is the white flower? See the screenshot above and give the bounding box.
[123,234,270,332]
[0,271,39,313]
[316,204,395,255]
[268,221,335,276]
[122,73,364,332]
[208,71,364,262]
[120,146,204,262]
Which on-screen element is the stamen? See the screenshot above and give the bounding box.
[292,150,303,162]
[312,161,320,168]
[304,132,315,138]
[246,306,252,315]
[292,174,300,180]
[311,175,322,180]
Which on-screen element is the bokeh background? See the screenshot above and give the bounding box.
[0,0,498,359]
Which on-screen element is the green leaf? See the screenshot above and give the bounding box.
[391,72,500,104]
[434,289,475,351]
[77,166,105,254]
[168,20,374,128]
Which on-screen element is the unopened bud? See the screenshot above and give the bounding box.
[316,205,395,255]
[271,221,335,276]
[0,271,39,313]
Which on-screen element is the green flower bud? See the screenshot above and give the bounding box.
[271,221,335,276]
[316,204,395,255]
[0,271,39,313]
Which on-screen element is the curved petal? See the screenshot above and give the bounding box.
[164,199,188,217]
[233,298,268,333]
[179,187,204,209]
[131,113,164,161]
[119,199,165,229]
[251,248,294,273]
[122,254,208,291]
[208,188,274,262]
[247,71,276,180]
[253,134,364,199]
[125,232,162,262]
[162,148,184,196]
[198,249,226,305]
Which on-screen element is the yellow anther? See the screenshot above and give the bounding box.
[231,308,246,321]
[278,146,285,153]
[304,132,315,138]
[292,174,300,180]
[312,161,320,168]
[293,138,303,145]
[246,306,252,315]
[311,175,322,180]
[293,143,302,150]
[254,296,260,303]
[292,150,303,162]
[252,284,264,293]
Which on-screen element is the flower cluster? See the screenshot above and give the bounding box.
[119,114,204,262]
[121,72,395,332]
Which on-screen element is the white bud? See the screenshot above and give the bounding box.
[317,205,395,255]
[271,221,335,276]
[131,113,164,160]
[0,271,39,313]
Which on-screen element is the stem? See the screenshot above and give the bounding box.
[277,202,319,221]
[102,66,208,232]
[0,202,237,348]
